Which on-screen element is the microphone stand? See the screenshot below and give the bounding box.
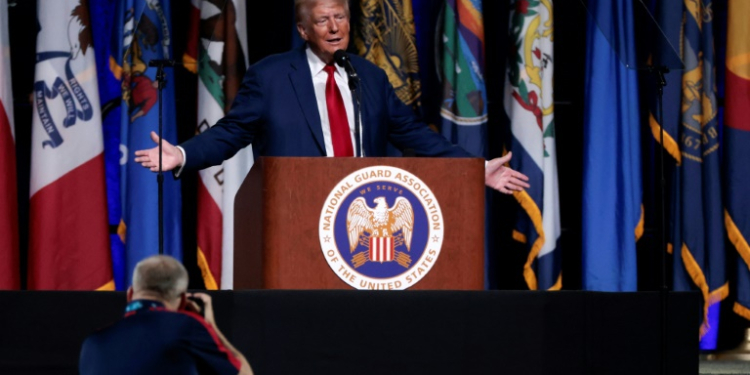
[148,59,176,255]
[335,51,364,157]
[649,64,669,375]
[348,75,363,157]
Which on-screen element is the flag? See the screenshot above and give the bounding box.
[354,0,421,112]
[29,0,113,290]
[649,0,727,349]
[581,0,642,292]
[726,0,750,330]
[91,0,127,290]
[0,0,19,290]
[659,0,726,347]
[439,0,487,158]
[354,0,421,157]
[184,0,251,289]
[112,0,182,285]
[412,0,446,130]
[504,0,560,290]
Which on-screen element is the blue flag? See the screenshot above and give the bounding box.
[91,0,126,291]
[581,0,642,292]
[112,0,182,285]
[665,1,726,349]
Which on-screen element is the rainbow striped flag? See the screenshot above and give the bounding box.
[439,0,487,158]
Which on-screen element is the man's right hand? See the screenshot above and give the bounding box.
[185,292,216,327]
[134,131,183,172]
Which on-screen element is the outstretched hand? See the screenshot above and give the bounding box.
[485,152,530,194]
[134,131,183,172]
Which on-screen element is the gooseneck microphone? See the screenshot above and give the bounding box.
[333,50,364,157]
[334,49,359,89]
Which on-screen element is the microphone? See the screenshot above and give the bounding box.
[333,50,359,87]
[333,50,364,157]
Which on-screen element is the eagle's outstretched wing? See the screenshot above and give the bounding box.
[347,198,374,252]
[389,197,414,251]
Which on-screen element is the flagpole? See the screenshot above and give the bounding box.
[651,64,669,375]
[149,59,176,255]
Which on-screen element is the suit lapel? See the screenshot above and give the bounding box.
[289,48,325,154]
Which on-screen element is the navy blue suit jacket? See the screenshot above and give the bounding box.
[180,47,472,171]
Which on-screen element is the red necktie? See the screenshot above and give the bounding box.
[324,64,354,157]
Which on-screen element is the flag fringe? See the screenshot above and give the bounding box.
[726,210,750,271]
[512,189,545,291]
[649,112,682,165]
[548,272,562,291]
[96,280,115,291]
[681,244,728,338]
[734,302,750,321]
[635,205,645,241]
[182,53,198,74]
[512,230,527,244]
[117,220,127,244]
[708,282,729,306]
[109,56,123,81]
[198,247,218,290]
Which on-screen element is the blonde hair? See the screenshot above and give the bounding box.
[132,255,188,301]
[295,0,350,24]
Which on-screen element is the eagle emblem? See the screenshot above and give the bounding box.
[347,197,414,268]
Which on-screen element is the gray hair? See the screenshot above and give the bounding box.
[132,255,188,301]
[295,0,350,24]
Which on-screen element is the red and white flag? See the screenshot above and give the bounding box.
[28,0,112,290]
[186,0,252,289]
[0,0,19,290]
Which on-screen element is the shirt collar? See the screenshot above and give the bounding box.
[124,299,165,316]
[305,46,346,77]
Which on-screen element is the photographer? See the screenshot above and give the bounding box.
[79,255,253,375]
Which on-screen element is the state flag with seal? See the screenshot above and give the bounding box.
[29,0,113,290]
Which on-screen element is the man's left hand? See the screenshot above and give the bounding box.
[485,152,530,194]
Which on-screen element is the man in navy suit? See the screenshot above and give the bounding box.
[135,0,529,194]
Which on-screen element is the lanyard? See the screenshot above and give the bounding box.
[124,299,165,317]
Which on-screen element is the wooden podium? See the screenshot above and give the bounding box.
[234,157,485,290]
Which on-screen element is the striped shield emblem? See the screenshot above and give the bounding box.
[369,236,394,262]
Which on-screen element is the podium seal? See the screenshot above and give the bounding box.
[319,166,444,290]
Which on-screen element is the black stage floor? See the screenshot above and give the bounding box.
[0,290,700,375]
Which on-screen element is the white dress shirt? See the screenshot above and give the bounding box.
[305,47,357,157]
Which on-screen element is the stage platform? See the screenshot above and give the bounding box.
[0,290,700,375]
